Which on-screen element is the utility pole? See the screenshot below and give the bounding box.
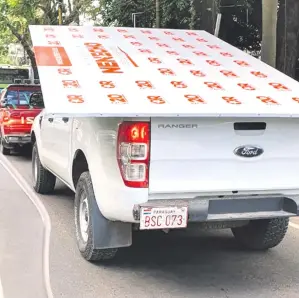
[58,0,63,25]
[155,0,160,28]
[261,0,278,67]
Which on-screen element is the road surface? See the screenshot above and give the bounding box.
[1,152,299,298]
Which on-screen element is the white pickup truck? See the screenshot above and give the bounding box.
[29,25,299,262]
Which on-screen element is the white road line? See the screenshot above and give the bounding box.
[0,155,54,298]
[0,273,3,298]
[290,222,299,230]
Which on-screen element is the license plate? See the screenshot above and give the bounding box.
[139,206,188,230]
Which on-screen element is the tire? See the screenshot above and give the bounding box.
[22,143,33,157]
[74,171,118,262]
[1,144,11,155]
[32,142,56,194]
[232,217,289,250]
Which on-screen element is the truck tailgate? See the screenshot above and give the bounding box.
[4,109,41,133]
[149,117,299,194]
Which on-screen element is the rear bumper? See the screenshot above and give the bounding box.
[3,134,31,147]
[133,195,299,222]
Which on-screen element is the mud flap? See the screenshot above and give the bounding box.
[90,194,132,249]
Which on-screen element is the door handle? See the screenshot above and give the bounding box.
[62,117,69,123]
[48,117,53,123]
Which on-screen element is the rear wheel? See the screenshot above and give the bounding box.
[232,217,289,250]
[32,142,56,194]
[74,171,118,262]
[1,140,11,155]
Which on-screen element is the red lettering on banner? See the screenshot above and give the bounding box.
[220,70,238,78]
[269,83,290,91]
[45,34,56,39]
[141,30,152,34]
[158,68,175,75]
[222,96,241,104]
[131,42,142,46]
[292,97,299,103]
[177,58,193,65]
[164,31,174,35]
[98,35,109,39]
[58,68,72,75]
[148,57,162,64]
[108,94,128,104]
[72,34,84,38]
[166,50,179,55]
[238,83,256,91]
[204,82,223,90]
[207,45,221,49]
[234,60,250,67]
[93,28,104,32]
[62,80,80,88]
[147,95,166,104]
[117,29,128,33]
[139,49,152,54]
[186,31,197,36]
[136,81,154,89]
[250,71,267,78]
[123,35,136,39]
[193,51,208,57]
[173,37,185,42]
[99,81,115,88]
[157,43,170,48]
[148,36,159,41]
[68,28,79,32]
[182,44,195,49]
[220,52,233,57]
[67,95,84,104]
[206,60,221,66]
[196,38,208,42]
[85,42,123,74]
[171,81,187,88]
[257,96,279,105]
[190,70,206,77]
[48,41,61,45]
[185,95,206,104]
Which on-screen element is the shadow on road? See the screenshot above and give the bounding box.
[91,227,298,295]
[7,153,299,297]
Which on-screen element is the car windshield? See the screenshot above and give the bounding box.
[6,89,36,106]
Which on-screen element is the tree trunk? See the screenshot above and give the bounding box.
[200,0,219,34]
[276,0,299,78]
[5,22,39,80]
[261,0,278,67]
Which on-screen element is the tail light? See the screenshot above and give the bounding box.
[2,111,10,123]
[117,121,150,188]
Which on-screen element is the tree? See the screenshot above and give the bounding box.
[0,0,95,78]
[276,0,299,78]
[219,0,262,54]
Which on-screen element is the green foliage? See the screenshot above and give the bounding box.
[219,0,262,53]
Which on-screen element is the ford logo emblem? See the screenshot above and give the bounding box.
[234,145,264,158]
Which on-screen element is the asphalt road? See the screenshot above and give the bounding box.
[1,152,299,298]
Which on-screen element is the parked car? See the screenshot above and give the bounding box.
[0,84,43,155]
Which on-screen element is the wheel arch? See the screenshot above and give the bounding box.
[72,149,89,189]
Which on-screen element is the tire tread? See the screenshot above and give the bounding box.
[232,217,289,250]
[32,143,56,194]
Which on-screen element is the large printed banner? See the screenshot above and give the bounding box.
[29,25,299,117]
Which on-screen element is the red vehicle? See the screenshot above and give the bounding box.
[0,84,43,155]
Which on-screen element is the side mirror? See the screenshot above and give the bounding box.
[0,98,7,108]
[29,93,44,108]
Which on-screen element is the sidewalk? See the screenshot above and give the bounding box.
[0,163,48,298]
